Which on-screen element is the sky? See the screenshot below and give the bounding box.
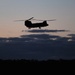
[0,0,75,60]
[0,0,75,37]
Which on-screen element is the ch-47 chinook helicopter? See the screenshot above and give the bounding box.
[14,17,56,29]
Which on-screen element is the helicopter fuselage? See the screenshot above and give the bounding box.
[25,20,48,29]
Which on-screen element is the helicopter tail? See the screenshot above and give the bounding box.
[43,21,48,26]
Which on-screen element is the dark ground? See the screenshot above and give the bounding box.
[0,59,75,72]
[0,59,75,65]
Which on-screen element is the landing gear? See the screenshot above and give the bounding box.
[28,27,31,29]
[39,27,41,29]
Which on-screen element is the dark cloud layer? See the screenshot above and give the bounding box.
[23,29,69,33]
[0,32,75,60]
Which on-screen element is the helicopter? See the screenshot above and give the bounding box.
[14,17,56,29]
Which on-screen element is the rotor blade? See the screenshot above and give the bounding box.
[46,19,56,21]
[27,17,34,20]
[14,20,25,22]
[14,17,34,22]
[32,19,56,21]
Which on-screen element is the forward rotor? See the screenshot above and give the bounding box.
[14,17,56,22]
[14,17,34,22]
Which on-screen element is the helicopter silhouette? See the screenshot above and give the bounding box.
[15,17,56,29]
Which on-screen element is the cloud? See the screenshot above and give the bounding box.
[0,33,75,60]
[20,34,59,41]
[68,34,75,37]
[68,34,75,41]
[22,29,69,33]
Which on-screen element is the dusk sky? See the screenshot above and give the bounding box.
[0,0,75,37]
[0,0,75,60]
